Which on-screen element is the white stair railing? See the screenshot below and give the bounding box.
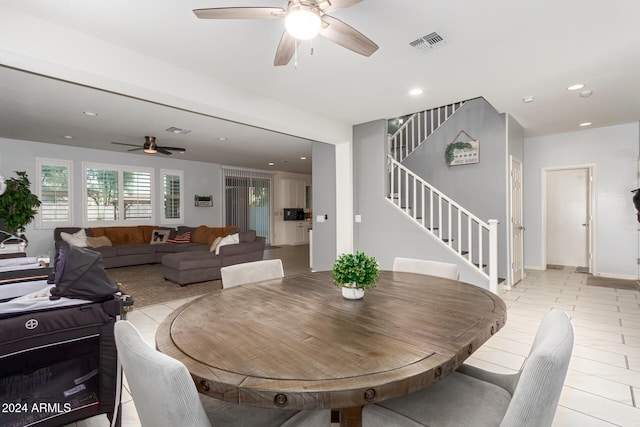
[389,101,466,162]
[387,155,498,293]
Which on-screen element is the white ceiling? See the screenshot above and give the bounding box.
[1,0,639,175]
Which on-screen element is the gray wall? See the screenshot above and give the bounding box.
[353,119,489,288]
[523,123,639,278]
[507,113,525,161]
[400,98,510,280]
[311,141,337,271]
[0,137,223,257]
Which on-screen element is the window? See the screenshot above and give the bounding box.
[161,169,183,224]
[35,158,72,228]
[83,163,153,225]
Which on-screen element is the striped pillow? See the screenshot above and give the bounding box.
[166,231,191,244]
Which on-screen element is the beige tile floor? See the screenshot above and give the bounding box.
[68,249,640,426]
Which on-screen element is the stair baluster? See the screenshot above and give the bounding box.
[386,154,498,293]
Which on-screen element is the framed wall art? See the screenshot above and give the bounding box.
[445,130,479,166]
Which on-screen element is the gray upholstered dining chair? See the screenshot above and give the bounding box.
[114,320,329,427]
[362,309,574,427]
[392,257,459,280]
[220,258,284,288]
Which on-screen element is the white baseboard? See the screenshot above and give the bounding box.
[524,265,545,271]
[593,272,638,281]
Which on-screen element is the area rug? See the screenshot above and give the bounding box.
[586,275,640,291]
[106,264,222,308]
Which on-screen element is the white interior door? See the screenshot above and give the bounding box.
[510,156,524,284]
[546,168,590,268]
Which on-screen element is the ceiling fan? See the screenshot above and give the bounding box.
[193,0,378,66]
[111,136,186,155]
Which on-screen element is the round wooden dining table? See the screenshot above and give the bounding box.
[156,270,506,427]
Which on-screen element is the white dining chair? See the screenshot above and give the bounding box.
[114,320,329,427]
[220,258,284,288]
[362,309,574,427]
[392,257,459,280]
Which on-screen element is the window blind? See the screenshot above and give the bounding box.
[163,173,181,220]
[123,171,152,220]
[222,168,273,244]
[37,160,72,227]
[86,168,119,221]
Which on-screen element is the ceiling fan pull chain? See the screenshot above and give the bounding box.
[294,42,298,69]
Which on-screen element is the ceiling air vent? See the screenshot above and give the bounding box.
[166,126,191,135]
[409,32,446,53]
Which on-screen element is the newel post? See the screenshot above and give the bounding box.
[488,219,499,294]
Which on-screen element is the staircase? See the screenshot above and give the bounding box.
[389,101,466,162]
[386,102,499,293]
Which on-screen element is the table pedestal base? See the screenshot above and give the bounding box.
[339,406,363,427]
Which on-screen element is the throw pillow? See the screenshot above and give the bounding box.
[209,236,223,253]
[60,229,88,247]
[150,229,170,244]
[167,231,191,244]
[86,235,112,248]
[215,233,239,255]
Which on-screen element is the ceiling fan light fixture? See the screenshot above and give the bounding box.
[144,137,158,154]
[285,5,321,40]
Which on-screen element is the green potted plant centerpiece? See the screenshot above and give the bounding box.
[332,251,380,300]
[0,171,42,243]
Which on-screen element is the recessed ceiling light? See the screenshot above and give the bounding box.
[63,135,73,139]
[409,88,424,96]
[218,137,228,141]
[268,162,275,166]
[579,90,593,98]
[567,84,585,91]
[82,111,98,116]
[300,156,307,160]
[522,96,535,103]
[579,122,592,127]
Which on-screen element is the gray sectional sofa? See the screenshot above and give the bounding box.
[53,226,265,285]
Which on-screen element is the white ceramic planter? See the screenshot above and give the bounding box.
[341,284,365,300]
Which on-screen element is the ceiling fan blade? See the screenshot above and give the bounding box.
[318,0,364,13]
[158,146,186,152]
[274,31,298,66]
[127,147,144,152]
[156,147,173,155]
[112,141,141,148]
[193,7,286,20]
[319,15,378,57]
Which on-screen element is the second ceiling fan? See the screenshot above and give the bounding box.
[193,0,378,66]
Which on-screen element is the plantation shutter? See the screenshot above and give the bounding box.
[163,173,182,220]
[123,170,152,220]
[86,168,119,222]
[37,160,72,226]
